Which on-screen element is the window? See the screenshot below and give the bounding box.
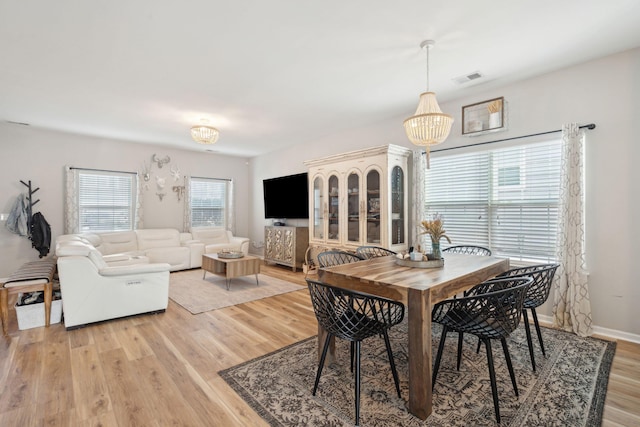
[78,170,137,232]
[424,139,562,263]
[190,177,230,228]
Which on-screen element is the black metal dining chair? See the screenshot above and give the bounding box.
[441,244,492,370]
[431,277,532,424]
[317,250,363,268]
[355,246,397,259]
[306,279,405,426]
[496,263,560,371]
[442,245,492,256]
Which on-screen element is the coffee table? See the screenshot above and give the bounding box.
[202,254,261,290]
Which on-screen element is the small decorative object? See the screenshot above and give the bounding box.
[170,164,181,182]
[462,97,505,135]
[141,161,151,182]
[156,176,166,190]
[173,185,185,201]
[419,214,451,260]
[156,192,165,201]
[217,250,244,259]
[152,154,171,168]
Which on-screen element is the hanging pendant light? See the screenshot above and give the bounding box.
[191,119,219,145]
[404,40,453,168]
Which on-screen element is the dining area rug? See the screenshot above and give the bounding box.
[220,321,615,426]
[168,269,304,314]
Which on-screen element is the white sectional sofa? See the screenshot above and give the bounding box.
[54,227,250,329]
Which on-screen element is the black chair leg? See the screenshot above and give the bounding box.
[354,340,361,426]
[350,341,355,373]
[484,339,501,424]
[382,330,402,398]
[456,332,464,371]
[313,334,332,395]
[500,337,519,397]
[522,309,537,371]
[476,337,482,354]
[531,308,546,357]
[432,326,449,391]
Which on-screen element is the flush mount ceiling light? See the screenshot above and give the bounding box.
[190,124,219,145]
[403,40,453,168]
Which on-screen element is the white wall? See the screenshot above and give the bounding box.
[249,47,640,338]
[0,125,250,277]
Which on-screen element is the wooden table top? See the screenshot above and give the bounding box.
[318,253,510,305]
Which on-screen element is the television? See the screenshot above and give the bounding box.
[263,173,309,219]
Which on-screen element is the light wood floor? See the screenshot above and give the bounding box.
[0,264,638,426]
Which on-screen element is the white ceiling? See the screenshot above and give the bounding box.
[1,1,639,157]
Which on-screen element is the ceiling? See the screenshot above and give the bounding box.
[2,1,639,157]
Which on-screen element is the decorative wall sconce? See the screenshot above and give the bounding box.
[173,185,186,201]
[152,154,171,169]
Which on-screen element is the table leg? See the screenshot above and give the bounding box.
[44,281,53,327]
[0,288,8,335]
[407,288,432,420]
[255,274,259,286]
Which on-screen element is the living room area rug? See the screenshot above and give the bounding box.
[169,269,304,314]
[220,321,615,426]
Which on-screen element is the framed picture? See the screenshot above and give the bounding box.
[462,97,504,135]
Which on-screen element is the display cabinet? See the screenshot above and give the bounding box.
[304,145,411,253]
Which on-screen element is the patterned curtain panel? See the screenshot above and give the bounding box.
[183,175,192,232]
[552,123,593,337]
[135,173,143,230]
[412,150,428,252]
[226,179,235,234]
[64,166,79,234]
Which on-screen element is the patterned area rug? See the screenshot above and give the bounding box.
[169,269,304,314]
[220,321,615,426]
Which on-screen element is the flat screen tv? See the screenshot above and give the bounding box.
[263,173,309,219]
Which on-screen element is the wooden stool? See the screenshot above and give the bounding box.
[0,258,56,335]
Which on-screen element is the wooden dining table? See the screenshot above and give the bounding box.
[317,252,509,420]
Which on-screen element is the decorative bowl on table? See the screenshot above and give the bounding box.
[217,250,244,259]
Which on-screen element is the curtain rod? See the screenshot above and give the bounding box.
[69,166,137,175]
[191,176,232,182]
[430,123,596,154]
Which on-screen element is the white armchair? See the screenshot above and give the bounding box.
[56,240,170,329]
[190,227,250,255]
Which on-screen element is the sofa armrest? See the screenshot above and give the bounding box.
[230,237,250,255]
[99,263,171,277]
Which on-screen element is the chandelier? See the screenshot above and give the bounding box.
[403,40,453,168]
[191,125,219,145]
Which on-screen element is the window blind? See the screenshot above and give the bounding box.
[425,139,562,263]
[190,178,228,227]
[78,170,136,232]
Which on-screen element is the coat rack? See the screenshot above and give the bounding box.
[20,179,40,236]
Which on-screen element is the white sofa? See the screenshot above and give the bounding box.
[56,239,171,329]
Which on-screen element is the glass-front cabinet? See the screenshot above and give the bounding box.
[305,145,411,253]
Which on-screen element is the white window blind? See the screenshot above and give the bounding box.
[190,178,229,228]
[78,170,136,232]
[425,139,562,263]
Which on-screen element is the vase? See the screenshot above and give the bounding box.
[431,242,441,260]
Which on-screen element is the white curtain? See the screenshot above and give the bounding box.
[226,179,236,234]
[552,123,593,337]
[134,173,143,229]
[412,150,428,252]
[183,175,192,232]
[64,166,79,234]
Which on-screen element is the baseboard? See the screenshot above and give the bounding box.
[537,313,640,344]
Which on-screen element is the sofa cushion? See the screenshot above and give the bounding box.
[56,240,93,257]
[136,229,181,250]
[144,246,190,271]
[98,231,138,255]
[191,227,230,244]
